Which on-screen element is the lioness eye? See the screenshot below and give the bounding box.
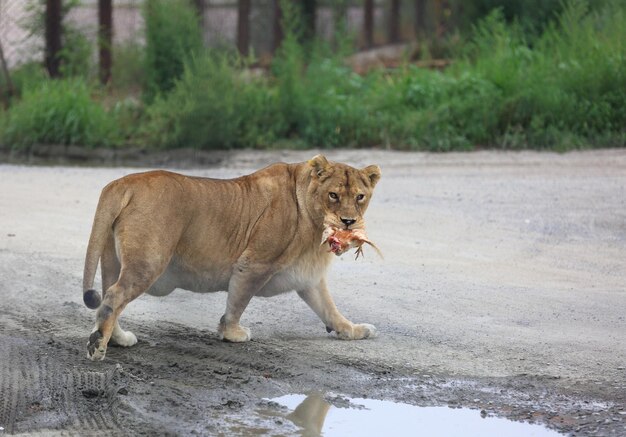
[329,192,339,200]
[356,194,365,201]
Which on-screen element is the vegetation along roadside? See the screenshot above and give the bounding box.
[0,0,624,153]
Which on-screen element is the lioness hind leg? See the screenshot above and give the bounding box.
[88,259,167,361]
[87,209,183,361]
[90,320,137,349]
[297,279,377,340]
[98,234,137,348]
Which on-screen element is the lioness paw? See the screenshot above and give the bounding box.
[336,323,377,340]
[111,330,138,347]
[219,323,251,343]
[87,330,107,361]
[356,323,378,339]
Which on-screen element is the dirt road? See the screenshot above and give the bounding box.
[1,150,625,435]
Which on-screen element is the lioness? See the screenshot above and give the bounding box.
[82,155,381,361]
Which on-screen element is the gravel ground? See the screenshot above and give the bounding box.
[0,149,625,436]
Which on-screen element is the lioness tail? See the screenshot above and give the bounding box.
[82,183,131,309]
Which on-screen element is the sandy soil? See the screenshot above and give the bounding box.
[0,149,625,435]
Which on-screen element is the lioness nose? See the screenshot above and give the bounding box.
[341,218,356,226]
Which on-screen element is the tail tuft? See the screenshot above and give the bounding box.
[83,289,102,309]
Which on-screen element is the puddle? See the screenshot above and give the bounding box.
[263,394,562,437]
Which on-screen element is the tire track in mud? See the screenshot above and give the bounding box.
[0,327,124,436]
[3,315,623,436]
[136,323,301,380]
[0,337,23,434]
[62,368,121,432]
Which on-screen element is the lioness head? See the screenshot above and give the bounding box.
[306,155,381,230]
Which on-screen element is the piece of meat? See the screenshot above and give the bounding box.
[321,226,383,260]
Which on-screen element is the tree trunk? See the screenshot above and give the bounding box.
[301,0,316,43]
[192,0,205,40]
[434,0,445,38]
[414,0,426,38]
[272,0,283,53]
[237,0,251,56]
[45,0,62,78]
[0,37,15,108]
[389,0,401,44]
[98,0,113,85]
[364,0,374,48]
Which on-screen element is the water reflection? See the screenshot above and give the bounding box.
[286,393,331,437]
[269,393,562,437]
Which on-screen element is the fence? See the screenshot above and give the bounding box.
[0,1,448,79]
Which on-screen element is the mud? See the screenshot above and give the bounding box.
[0,150,625,436]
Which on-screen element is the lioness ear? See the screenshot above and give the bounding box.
[308,154,330,178]
[362,165,381,187]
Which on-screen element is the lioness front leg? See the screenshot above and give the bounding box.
[219,261,272,342]
[297,278,377,340]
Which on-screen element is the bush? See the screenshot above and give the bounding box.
[143,0,203,103]
[0,62,47,104]
[0,79,119,148]
[112,42,145,91]
[458,0,565,36]
[4,0,623,151]
[58,26,94,78]
[458,1,626,148]
[20,0,94,79]
[142,53,284,149]
[271,3,380,148]
[273,42,378,148]
[397,69,503,150]
[266,0,623,151]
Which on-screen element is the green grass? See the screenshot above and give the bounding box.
[365,0,625,150]
[0,79,120,149]
[451,1,626,148]
[142,0,203,103]
[1,0,624,151]
[141,53,283,149]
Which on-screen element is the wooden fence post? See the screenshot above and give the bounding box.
[0,37,15,108]
[301,0,316,43]
[193,0,205,39]
[272,0,283,53]
[389,0,400,44]
[98,0,112,85]
[237,0,251,56]
[414,0,426,38]
[45,0,62,78]
[364,0,374,48]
